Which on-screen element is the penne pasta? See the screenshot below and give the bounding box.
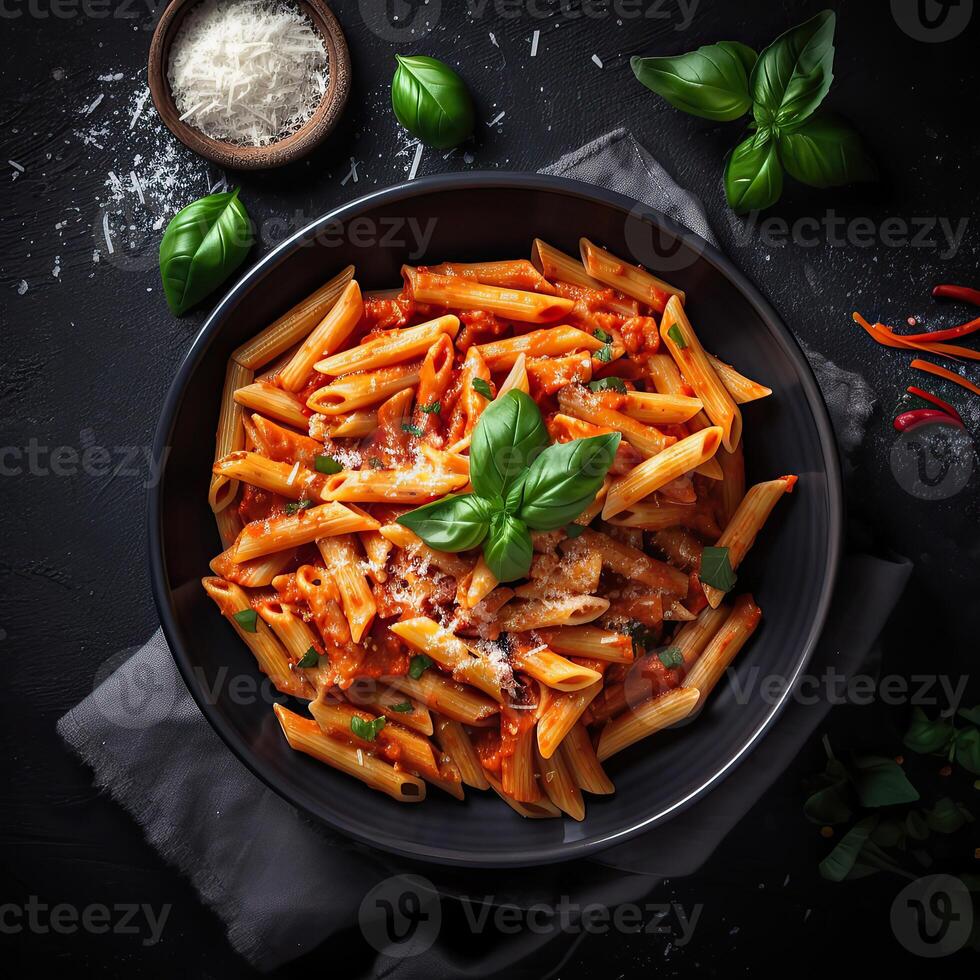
[579,237,685,312]
[320,468,467,504]
[234,381,309,431]
[209,360,253,513]
[475,326,604,372]
[232,502,379,562]
[596,686,701,761]
[306,363,422,415]
[682,595,762,699]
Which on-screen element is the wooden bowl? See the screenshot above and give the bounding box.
[148,0,351,170]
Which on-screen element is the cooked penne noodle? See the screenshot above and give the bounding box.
[536,626,634,664]
[502,721,540,802]
[474,326,604,372]
[537,666,605,759]
[310,410,378,438]
[403,266,575,323]
[202,577,311,699]
[378,524,473,579]
[233,265,355,369]
[702,476,796,607]
[278,279,363,391]
[497,352,530,397]
[672,603,730,665]
[659,296,742,452]
[602,426,723,520]
[209,360,253,513]
[316,535,376,643]
[596,686,701,761]
[232,502,379,562]
[214,451,321,500]
[604,498,721,538]
[456,556,499,610]
[434,716,490,790]
[561,722,614,794]
[579,237,685,312]
[718,442,746,525]
[535,742,585,820]
[307,363,421,415]
[622,390,703,425]
[429,259,557,294]
[558,384,673,457]
[214,505,244,550]
[314,315,460,375]
[706,353,772,404]
[257,599,332,693]
[509,644,603,692]
[234,381,309,431]
[387,671,500,725]
[497,596,610,632]
[563,527,689,595]
[274,704,425,802]
[210,546,294,588]
[682,595,762,699]
[320,468,467,504]
[485,772,561,818]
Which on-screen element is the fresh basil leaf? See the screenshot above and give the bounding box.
[904,810,931,841]
[284,499,313,515]
[850,754,920,808]
[804,781,853,825]
[396,493,491,552]
[420,401,441,414]
[818,815,877,882]
[954,728,980,774]
[903,707,954,755]
[699,546,737,592]
[391,54,475,150]
[922,797,973,835]
[314,454,343,474]
[751,10,836,130]
[232,608,258,633]
[472,378,493,400]
[593,344,614,363]
[408,654,434,680]
[658,647,685,669]
[401,421,423,437]
[564,523,586,538]
[778,112,877,187]
[630,41,758,122]
[350,715,386,741]
[519,433,621,531]
[159,189,253,316]
[389,701,414,713]
[295,646,320,668]
[724,130,784,213]
[482,513,533,582]
[470,389,549,501]
[588,377,627,394]
[958,705,980,725]
[666,324,687,349]
[593,327,612,343]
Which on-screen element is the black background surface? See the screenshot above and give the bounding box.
[1,0,978,975]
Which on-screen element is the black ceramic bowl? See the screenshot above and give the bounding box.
[149,173,842,867]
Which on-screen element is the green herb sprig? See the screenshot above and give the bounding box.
[631,11,876,213]
[396,390,620,582]
[391,54,475,150]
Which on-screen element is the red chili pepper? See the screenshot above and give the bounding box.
[906,385,965,425]
[932,283,980,307]
[901,316,980,343]
[893,409,962,431]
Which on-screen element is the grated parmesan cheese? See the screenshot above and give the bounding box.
[168,0,329,147]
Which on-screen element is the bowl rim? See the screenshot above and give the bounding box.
[147,0,351,171]
[148,171,844,866]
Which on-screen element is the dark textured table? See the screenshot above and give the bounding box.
[2,0,978,975]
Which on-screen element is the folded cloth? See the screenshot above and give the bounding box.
[58,129,911,975]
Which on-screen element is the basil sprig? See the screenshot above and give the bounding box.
[391,54,475,150]
[159,189,253,315]
[397,390,620,582]
[631,10,875,213]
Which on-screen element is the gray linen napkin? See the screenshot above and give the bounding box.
[58,129,911,974]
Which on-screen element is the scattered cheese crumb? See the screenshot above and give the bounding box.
[591,54,603,68]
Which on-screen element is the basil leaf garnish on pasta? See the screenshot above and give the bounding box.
[700,546,738,591]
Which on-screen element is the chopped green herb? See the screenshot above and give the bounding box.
[420,401,441,415]
[368,457,384,469]
[295,646,320,668]
[314,455,343,474]
[594,327,612,343]
[624,620,658,654]
[564,523,586,538]
[588,377,628,394]
[284,498,314,515]
[700,546,737,591]
[658,647,685,669]
[233,608,258,633]
[593,343,613,363]
[472,378,493,399]
[666,324,687,349]
[350,715,386,741]
[389,701,414,713]
[401,421,424,437]
[408,654,434,679]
